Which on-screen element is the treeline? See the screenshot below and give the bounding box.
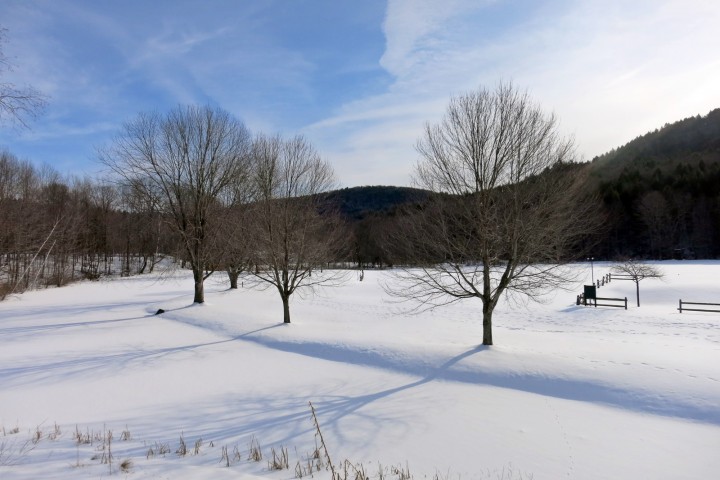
[3,105,720,303]
[0,150,176,299]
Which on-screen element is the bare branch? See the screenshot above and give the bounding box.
[0,27,48,128]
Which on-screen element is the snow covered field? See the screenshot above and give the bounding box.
[1,261,719,479]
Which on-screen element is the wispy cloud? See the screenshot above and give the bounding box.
[308,0,720,186]
[2,0,719,187]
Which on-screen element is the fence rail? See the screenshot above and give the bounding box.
[678,300,720,313]
[576,272,625,309]
[577,293,627,310]
[593,296,628,309]
[609,273,635,281]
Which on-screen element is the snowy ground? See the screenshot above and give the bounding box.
[1,261,719,479]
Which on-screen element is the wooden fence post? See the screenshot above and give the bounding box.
[679,299,682,313]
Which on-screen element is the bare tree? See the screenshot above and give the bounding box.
[387,82,597,345]
[0,27,47,128]
[100,105,252,303]
[246,134,347,323]
[611,260,663,307]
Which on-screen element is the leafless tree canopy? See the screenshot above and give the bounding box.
[100,105,252,303]
[0,27,47,128]
[388,82,597,345]
[611,260,663,307]
[246,134,347,323]
[415,82,575,194]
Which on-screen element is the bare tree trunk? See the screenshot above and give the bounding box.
[281,293,291,324]
[226,267,239,289]
[193,268,204,304]
[482,305,493,346]
[635,281,640,307]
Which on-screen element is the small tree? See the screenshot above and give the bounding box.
[611,260,663,307]
[386,82,598,345]
[246,134,346,323]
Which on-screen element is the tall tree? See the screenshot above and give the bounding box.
[101,105,252,303]
[387,82,597,345]
[247,134,346,323]
[0,27,47,128]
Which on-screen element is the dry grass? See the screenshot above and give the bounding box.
[249,435,263,462]
[2,414,534,479]
[120,458,133,473]
[268,445,289,470]
[176,432,187,456]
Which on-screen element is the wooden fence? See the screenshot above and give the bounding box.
[678,300,720,313]
[576,272,627,309]
[577,294,627,309]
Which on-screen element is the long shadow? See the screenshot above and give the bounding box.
[6,295,718,430]
[0,323,283,388]
[238,335,720,426]
[0,298,167,323]
[118,347,487,449]
[0,313,153,337]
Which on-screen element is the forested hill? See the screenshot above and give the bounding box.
[588,108,720,259]
[321,185,430,220]
[590,107,720,179]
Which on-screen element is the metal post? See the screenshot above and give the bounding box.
[587,257,594,284]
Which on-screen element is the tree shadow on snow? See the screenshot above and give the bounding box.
[239,336,720,427]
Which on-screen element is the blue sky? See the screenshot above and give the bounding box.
[1,0,719,187]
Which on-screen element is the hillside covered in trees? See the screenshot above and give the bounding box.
[589,108,720,259]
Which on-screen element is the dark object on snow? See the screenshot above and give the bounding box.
[583,285,597,303]
[155,309,165,315]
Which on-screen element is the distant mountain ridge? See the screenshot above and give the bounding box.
[321,185,430,221]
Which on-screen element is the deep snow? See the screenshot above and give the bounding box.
[1,261,719,479]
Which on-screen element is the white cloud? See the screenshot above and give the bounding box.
[309,0,720,186]
[380,0,488,78]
